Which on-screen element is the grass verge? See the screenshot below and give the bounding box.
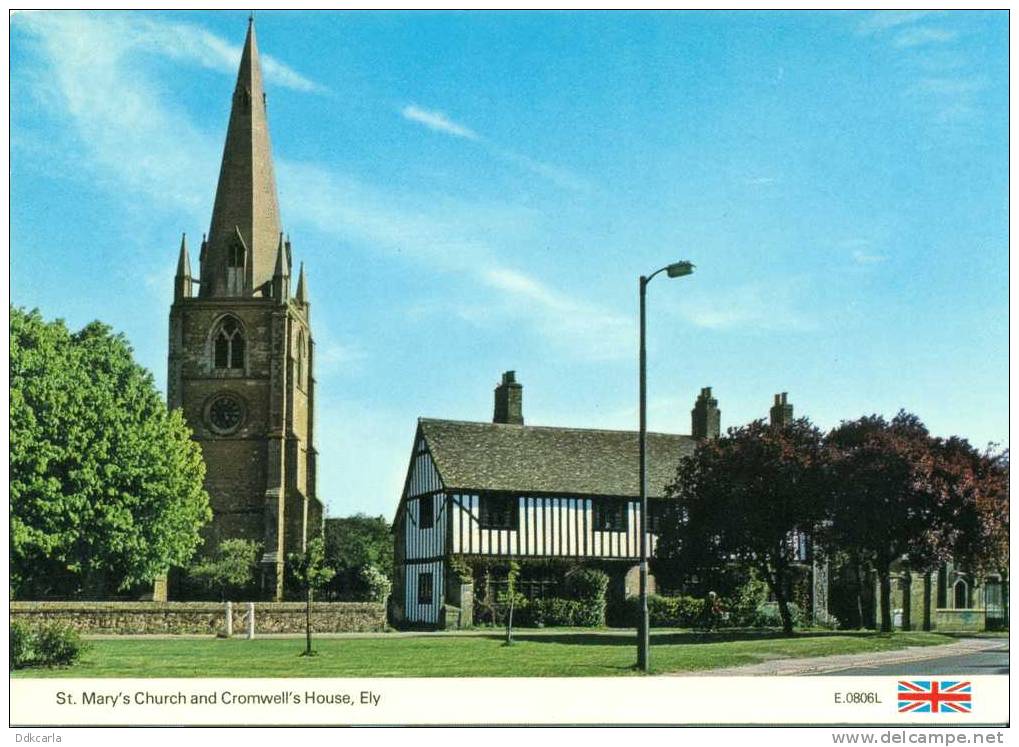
[10,629,957,678]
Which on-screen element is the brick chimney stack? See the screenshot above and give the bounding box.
[493,371,524,425]
[691,386,720,439]
[770,392,793,427]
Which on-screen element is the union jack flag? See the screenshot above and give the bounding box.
[898,681,972,714]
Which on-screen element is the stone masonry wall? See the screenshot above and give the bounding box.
[10,602,385,635]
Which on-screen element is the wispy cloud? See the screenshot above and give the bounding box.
[57,12,325,93]
[497,149,593,193]
[907,75,989,123]
[400,102,591,192]
[744,176,778,187]
[144,17,324,92]
[855,11,931,36]
[401,104,479,140]
[479,267,631,359]
[15,12,220,219]
[16,11,627,363]
[316,339,368,373]
[893,27,958,49]
[851,250,887,265]
[672,282,816,333]
[911,76,988,96]
[279,162,624,359]
[852,11,986,127]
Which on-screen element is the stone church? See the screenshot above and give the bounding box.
[167,19,323,600]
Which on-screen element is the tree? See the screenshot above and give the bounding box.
[322,514,393,600]
[288,536,336,656]
[657,418,827,635]
[10,307,212,598]
[937,441,1009,621]
[933,441,1009,577]
[187,539,261,601]
[501,561,524,646]
[826,412,948,632]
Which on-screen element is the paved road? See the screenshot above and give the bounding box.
[821,644,1009,676]
[688,637,1009,677]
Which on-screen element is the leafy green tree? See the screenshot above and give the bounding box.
[657,418,828,635]
[288,536,336,656]
[359,564,392,603]
[501,561,524,646]
[187,539,261,601]
[10,307,212,598]
[323,514,393,599]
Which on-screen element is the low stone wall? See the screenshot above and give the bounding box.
[935,608,985,633]
[10,601,386,635]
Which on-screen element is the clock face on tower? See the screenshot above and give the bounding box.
[205,393,245,435]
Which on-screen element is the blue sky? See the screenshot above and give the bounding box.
[10,10,1009,519]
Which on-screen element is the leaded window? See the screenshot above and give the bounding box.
[419,495,434,529]
[418,572,433,605]
[593,499,627,532]
[479,494,516,530]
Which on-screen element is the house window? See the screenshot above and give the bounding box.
[213,316,245,370]
[479,494,516,530]
[419,495,434,529]
[418,572,433,605]
[593,499,627,532]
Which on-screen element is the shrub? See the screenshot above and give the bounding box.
[726,573,769,627]
[360,564,392,604]
[35,623,86,667]
[514,596,605,628]
[564,568,609,601]
[752,601,802,629]
[448,556,473,585]
[572,596,606,627]
[10,622,87,669]
[620,594,705,627]
[10,620,33,670]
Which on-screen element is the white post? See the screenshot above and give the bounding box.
[225,601,233,637]
[246,602,255,640]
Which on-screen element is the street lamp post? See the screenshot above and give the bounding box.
[637,259,694,673]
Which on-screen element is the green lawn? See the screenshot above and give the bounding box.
[12,629,956,678]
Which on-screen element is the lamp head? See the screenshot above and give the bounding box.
[666,260,695,278]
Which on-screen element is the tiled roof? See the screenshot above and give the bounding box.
[418,418,696,498]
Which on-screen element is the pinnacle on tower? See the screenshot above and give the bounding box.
[174,233,192,300]
[272,232,289,303]
[295,262,308,305]
[200,16,283,298]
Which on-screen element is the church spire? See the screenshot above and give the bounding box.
[200,16,282,298]
[174,233,192,300]
[295,262,308,305]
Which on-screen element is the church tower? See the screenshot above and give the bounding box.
[167,18,322,600]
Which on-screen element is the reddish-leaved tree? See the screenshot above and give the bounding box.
[659,418,827,635]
